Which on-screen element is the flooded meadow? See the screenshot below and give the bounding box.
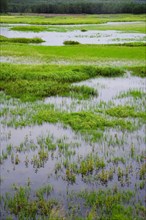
[0,15,146,220]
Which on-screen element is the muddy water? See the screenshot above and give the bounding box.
[0,22,145,46]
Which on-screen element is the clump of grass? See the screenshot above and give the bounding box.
[106,105,146,120]
[129,66,146,78]
[139,164,146,180]
[81,29,87,32]
[4,185,58,219]
[118,89,146,99]
[63,40,80,45]
[78,189,138,220]
[0,35,44,44]
[65,169,76,183]
[36,184,53,199]
[33,110,134,134]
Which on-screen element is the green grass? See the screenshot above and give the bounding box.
[33,110,135,133]
[0,43,145,66]
[117,89,146,99]
[10,25,67,32]
[78,189,145,220]
[0,14,146,25]
[77,22,146,33]
[106,105,146,120]
[0,63,124,101]
[10,25,48,32]
[2,185,60,219]
[129,66,146,77]
[2,186,146,219]
[9,21,146,33]
[0,35,44,44]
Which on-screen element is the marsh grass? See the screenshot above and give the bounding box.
[10,25,48,32]
[117,89,146,99]
[129,66,146,77]
[0,14,146,220]
[2,185,59,219]
[0,35,44,44]
[1,42,145,66]
[11,25,67,32]
[63,40,80,45]
[0,64,124,101]
[106,105,146,120]
[0,14,146,25]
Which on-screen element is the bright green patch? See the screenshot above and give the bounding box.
[78,189,145,220]
[106,105,146,120]
[33,110,134,132]
[0,43,145,66]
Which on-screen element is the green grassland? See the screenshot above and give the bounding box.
[1,43,145,66]
[0,14,146,25]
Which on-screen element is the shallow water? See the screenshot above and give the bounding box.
[1,74,145,200]
[0,22,145,46]
[45,73,146,112]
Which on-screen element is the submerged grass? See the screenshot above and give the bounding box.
[2,185,145,220]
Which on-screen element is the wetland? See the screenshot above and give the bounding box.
[0,14,146,220]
